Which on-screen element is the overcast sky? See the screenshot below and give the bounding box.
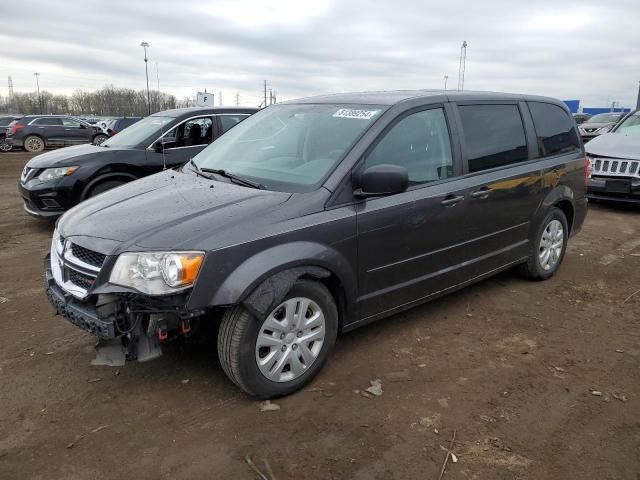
[2,0,638,108]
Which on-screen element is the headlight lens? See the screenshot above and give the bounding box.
[109,251,204,295]
[39,166,79,182]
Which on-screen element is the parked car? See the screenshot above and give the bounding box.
[572,113,591,125]
[586,109,640,203]
[0,116,21,152]
[19,107,257,218]
[105,117,143,136]
[7,115,110,152]
[578,112,624,142]
[44,91,588,398]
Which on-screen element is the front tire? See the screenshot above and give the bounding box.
[217,280,338,398]
[23,135,44,153]
[520,207,568,280]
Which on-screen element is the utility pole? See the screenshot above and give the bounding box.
[443,75,448,90]
[140,42,151,115]
[269,89,273,105]
[457,41,468,91]
[219,91,223,106]
[34,72,42,114]
[263,80,267,108]
[8,75,15,113]
[235,93,240,106]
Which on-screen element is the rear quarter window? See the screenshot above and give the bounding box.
[528,102,580,157]
[458,104,528,173]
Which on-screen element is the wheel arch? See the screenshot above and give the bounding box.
[193,241,357,329]
[80,172,138,200]
[536,185,576,234]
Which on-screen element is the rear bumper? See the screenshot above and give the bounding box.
[44,256,116,339]
[571,196,588,237]
[588,177,640,204]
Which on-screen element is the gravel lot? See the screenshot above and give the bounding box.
[1,150,639,479]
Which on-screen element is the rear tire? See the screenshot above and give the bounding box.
[519,207,568,280]
[24,135,44,153]
[0,140,12,152]
[217,279,338,398]
[86,180,126,198]
[93,134,108,145]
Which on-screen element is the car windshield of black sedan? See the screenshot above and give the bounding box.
[615,113,640,136]
[190,103,384,192]
[102,115,173,147]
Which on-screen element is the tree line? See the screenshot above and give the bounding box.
[0,85,193,117]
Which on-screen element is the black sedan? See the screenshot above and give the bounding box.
[18,107,257,218]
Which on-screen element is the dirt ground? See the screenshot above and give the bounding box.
[0,150,639,480]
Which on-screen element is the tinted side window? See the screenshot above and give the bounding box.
[528,102,580,157]
[365,108,453,184]
[62,118,81,128]
[34,118,63,126]
[459,105,528,172]
[219,115,249,134]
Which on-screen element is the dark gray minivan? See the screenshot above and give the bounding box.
[45,90,588,398]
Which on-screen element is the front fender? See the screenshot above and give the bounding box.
[188,241,357,312]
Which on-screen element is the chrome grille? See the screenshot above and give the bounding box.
[591,157,640,179]
[71,243,106,268]
[50,232,103,299]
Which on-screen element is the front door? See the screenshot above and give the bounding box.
[150,116,214,168]
[356,106,473,319]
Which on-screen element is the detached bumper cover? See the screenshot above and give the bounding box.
[44,257,116,339]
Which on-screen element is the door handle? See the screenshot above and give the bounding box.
[470,187,491,199]
[441,195,464,207]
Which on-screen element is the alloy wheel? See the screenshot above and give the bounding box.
[255,297,326,383]
[539,219,564,271]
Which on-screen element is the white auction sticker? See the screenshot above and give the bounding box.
[333,109,379,120]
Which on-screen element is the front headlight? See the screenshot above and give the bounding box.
[109,251,204,295]
[39,166,79,182]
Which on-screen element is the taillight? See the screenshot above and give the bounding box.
[11,123,24,135]
[584,155,592,185]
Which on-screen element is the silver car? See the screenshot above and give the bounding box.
[579,112,624,142]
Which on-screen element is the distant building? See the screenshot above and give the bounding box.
[563,99,631,115]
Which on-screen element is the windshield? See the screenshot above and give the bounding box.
[102,115,172,147]
[614,112,640,136]
[586,113,620,124]
[190,103,384,192]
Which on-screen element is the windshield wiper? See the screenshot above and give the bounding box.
[188,159,216,180]
[201,168,265,190]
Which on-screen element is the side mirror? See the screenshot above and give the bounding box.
[79,123,87,129]
[354,164,409,197]
[153,140,164,153]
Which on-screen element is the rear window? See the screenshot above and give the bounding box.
[528,102,580,157]
[33,118,62,126]
[459,104,528,172]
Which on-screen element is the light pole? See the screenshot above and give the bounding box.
[34,72,42,114]
[443,75,449,90]
[140,42,151,115]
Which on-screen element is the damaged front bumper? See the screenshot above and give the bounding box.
[44,255,205,363]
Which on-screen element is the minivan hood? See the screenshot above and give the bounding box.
[26,144,134,168]
[58,170,293,252]
[586,133,640,161]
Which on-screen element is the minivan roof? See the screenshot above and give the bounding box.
[152,106,260,118]
[283,90,564,107]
